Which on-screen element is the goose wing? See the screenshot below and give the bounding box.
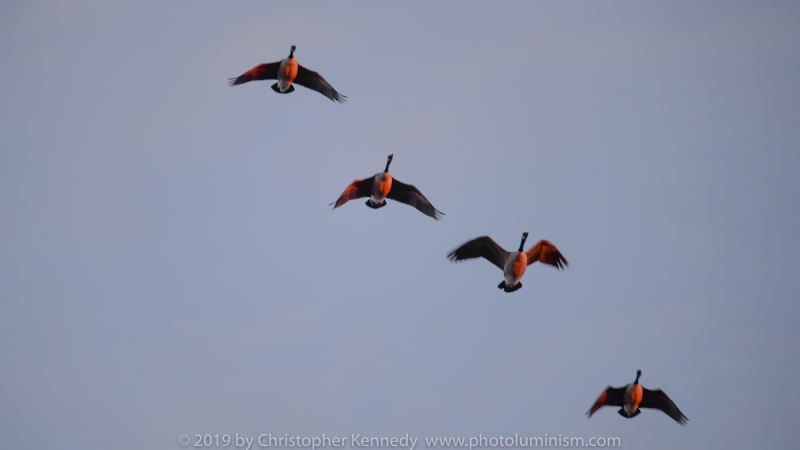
[640,388,688,425]
[228,62,281,86]
[294,64,347,103]
[330,177,375,209]
[447,236,510,270]
[586,386,625,418]
[386,178,443,220]
[525,239,568,269]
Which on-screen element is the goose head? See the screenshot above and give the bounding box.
[634,370,642,384]
[384,154,394,173]
[289,45,296,58]
[518,232,529,252]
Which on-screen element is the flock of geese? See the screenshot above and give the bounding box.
[229,45,689,426]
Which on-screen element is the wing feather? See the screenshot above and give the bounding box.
[386,178,443,220]
[525,239,568,268]
[331,177,374,209]
[294,64,347,103]
[586,386,625,418]
[447,236,510,270]
[640,388,688,425]
[228,62,281,86]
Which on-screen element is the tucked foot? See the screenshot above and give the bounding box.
[271,83,295,94]
[498,281,522,293]
[617,408,641,419]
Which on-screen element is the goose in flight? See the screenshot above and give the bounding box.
[331,154,443,220]
[587,370,688,425]
[228,45,346,103]
[447,232,567,292]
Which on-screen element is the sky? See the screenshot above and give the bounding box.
[1,1,799,449]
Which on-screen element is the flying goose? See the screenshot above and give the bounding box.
[228,45,346,103]
[331,154,443,220]
[587,370,688,425]
[447,232,567,293]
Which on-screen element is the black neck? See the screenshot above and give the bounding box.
[518,237,527,252]
[384,158,392,172]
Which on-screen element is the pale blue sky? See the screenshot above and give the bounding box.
[1,1,799,449]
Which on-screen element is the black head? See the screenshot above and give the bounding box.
[384,154,394,172]
[635,370,642,383]
[518,231,529,252]
[289,45,296,58]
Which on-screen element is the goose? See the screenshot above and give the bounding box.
[587,370,688,425]
[447,232,567,293]
[228,45,346,103]
[331,154,443,220]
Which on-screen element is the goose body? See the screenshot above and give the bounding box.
[447,232,567,293]
[370,171,393,206]
[623,381,644,417]
[229,45,346,103]
[275,54,298,92]
[587,370,688,425]
[504,251,528,289]
[331,154,443,220]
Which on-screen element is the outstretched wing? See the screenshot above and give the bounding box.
[386,178,443,220]
[228,62,281,86]
[447,236,509,270]
[586,386,625,418]
[294,64,347,103]
[640,388,688,425]
[526,239,568,269]
[330,177,374,209]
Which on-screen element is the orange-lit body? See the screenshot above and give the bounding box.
[277,57,298,92]
[504,252,528,287]
[370,172,393,204]
[624,382,644,415]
